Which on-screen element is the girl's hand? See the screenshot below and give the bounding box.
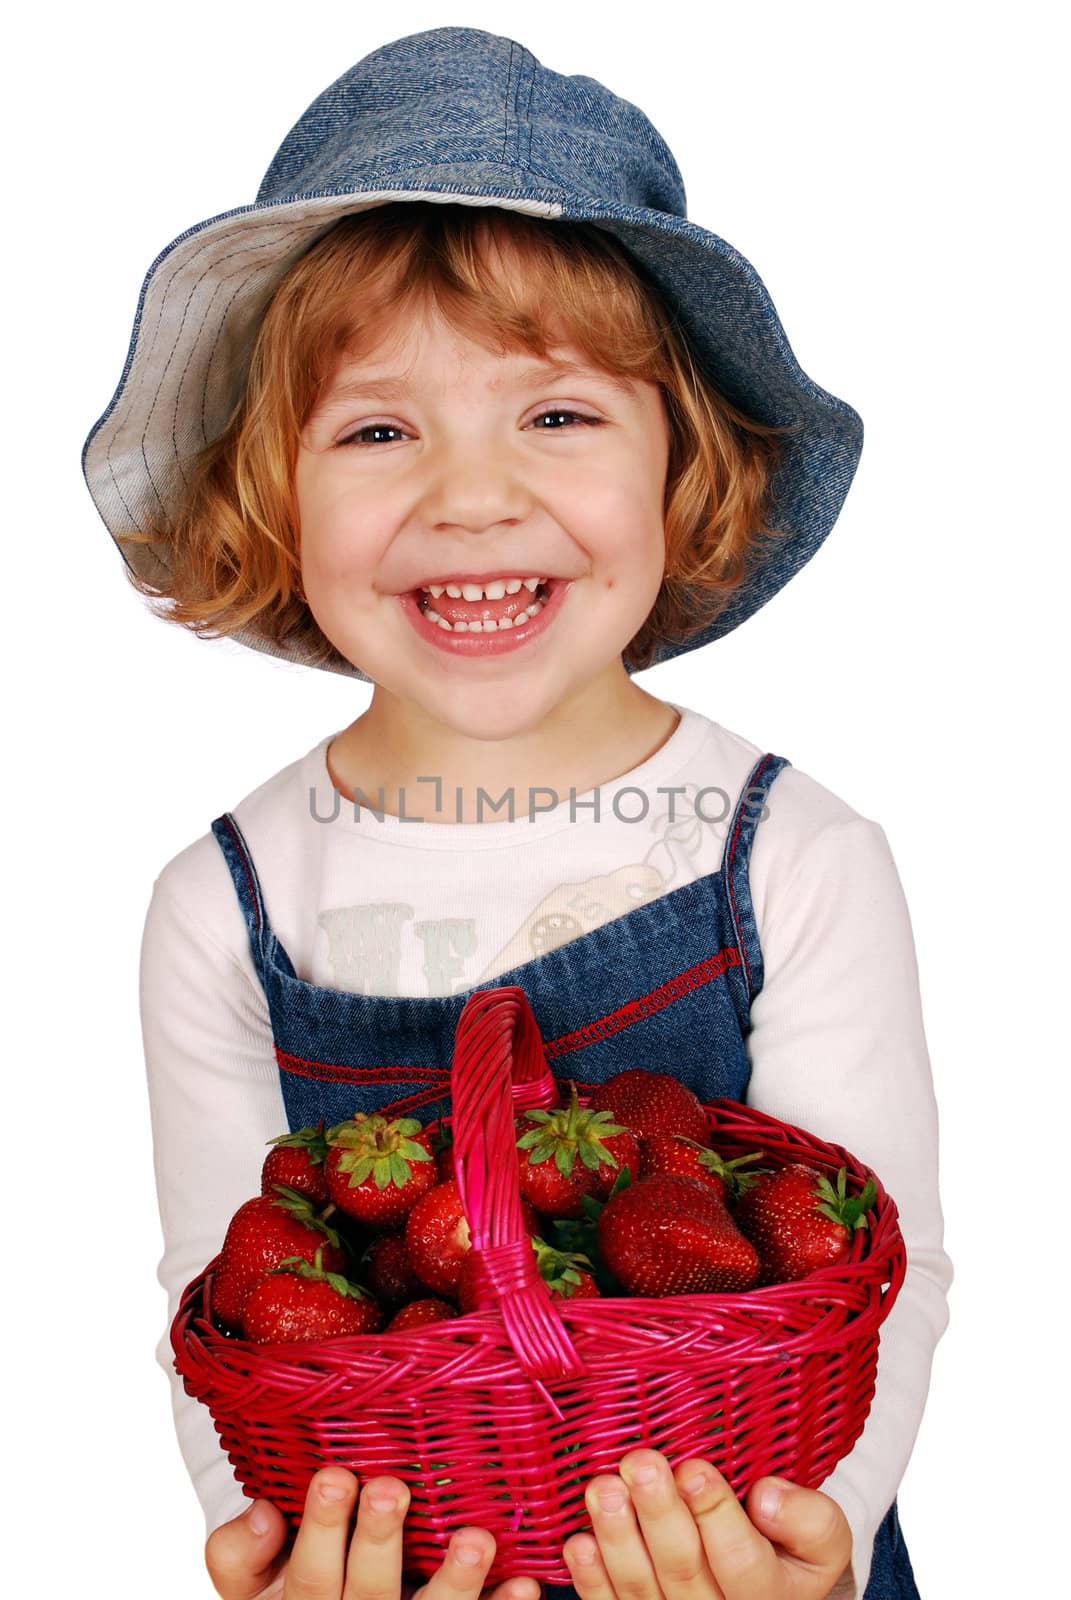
[562,1451,851,1600]
[205,1467,542,1600]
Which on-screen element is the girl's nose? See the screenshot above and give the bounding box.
[418,438,533,533]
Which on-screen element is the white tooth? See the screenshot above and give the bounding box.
[505,579,523,595]
[523,577,540,592]
[446,584,463,598]
[423,597,546,632]
[461,583,484,601]
[482,580,507,600]
[428,584,445,598]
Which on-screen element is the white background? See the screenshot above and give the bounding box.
[7,2,1065,1595]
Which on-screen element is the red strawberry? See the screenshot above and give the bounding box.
[362,1231,426,1308]
[597,1174,760,1295]
[261,1121,331,1204]
[405,1179,539,1298]
[386,1297,459,1332]
[325,1114,437,1227]
[516,1084,635,1217]
[638,1136,767,1203]
[587,1069,710,1146]
[404,1179,473,1297]
[242,1248,383,1342]
[212,1187,345,1331]
[732,1163,878,1285]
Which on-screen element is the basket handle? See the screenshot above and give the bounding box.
[451,986,588,1385]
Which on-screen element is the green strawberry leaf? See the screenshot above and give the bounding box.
[397,1140,433,1163]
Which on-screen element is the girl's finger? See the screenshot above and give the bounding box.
[343,1477,411,1600]
[744,1478,853,1590]
[408,1527,498,1600]
[205,1498,289,1600]
[673,1461,781,1599]
[618,1450,717,1600]
[581,1474,661,1599]
[562,1529,617,1600]
[486,1580,543,1600]
[286,1468,360,1599]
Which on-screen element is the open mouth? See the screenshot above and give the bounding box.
[413,578,554,631]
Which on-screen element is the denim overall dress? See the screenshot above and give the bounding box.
[210,750,920,1600]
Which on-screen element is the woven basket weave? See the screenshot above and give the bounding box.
[172,984,906,1584]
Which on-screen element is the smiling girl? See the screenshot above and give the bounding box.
[83,27,951,1600]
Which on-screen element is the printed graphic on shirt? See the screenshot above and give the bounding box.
[317,785,729,996]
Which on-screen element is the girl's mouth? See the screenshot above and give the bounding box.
[399,576,570,658]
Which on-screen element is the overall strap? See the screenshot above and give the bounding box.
[721,753,791,1007]
[210,813,298,982]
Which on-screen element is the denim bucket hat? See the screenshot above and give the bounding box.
[82,25,863,683]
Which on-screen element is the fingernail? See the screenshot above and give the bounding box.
[568,1538,598,1567]
[597,1488,627,1512]
[683,1471,712,1498]
[319,1480,348,1502]
[625,1462,657,1486]
[455,1542,483,1565]
[368,1493,398,1513]
[248,1501,273,1536]
[757,1478,791,1520]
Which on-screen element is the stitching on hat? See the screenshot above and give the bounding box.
[523,50,536,169]
[117,224,308,515]
[105,219,271,517]
[502,41,514,160]
[146,229,300,503]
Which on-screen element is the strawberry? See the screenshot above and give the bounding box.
[638,1135,767,1203]
[597,1173,760,1295]
[405,1178,539,1298]
[385,1297,459,1332]
[515,1083,635,1217]
[261,1121,331,1203]
[732,1163,878,1285]
[212,1186,345,1331]
[403,1179,473,1298]
[586,1069,710,1146]
[362,1231,426,1308]
[325,1113,437,1227]
[242,1248,383,1342]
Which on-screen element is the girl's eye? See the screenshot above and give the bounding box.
[529,409,602,431]
[338,423,408,446]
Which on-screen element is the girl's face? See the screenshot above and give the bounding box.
[295,298,671,741]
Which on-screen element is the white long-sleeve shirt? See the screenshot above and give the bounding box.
[140,701,952,1599]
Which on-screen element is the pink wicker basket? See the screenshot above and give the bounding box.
[172,985,906,1584]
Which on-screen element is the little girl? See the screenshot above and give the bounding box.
[82,26,952,1600]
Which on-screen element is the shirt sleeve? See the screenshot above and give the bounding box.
[745,813,954,1600]
[139,870,291,1536]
